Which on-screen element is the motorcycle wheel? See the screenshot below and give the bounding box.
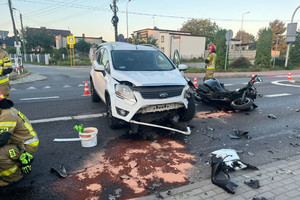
[230,97,253,111]
[179,93,196,121]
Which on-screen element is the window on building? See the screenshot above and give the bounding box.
[161,36,164,43]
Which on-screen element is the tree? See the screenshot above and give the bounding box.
[255,28,273,68]
[24,27,55,53]
[234,31,255,43]
[181,19,219,44]
[133,35,158,46]
[269,19,287,54]
[289,32,300,67]
[74,39,91,53]
[214,29,227,68]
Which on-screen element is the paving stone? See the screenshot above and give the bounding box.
[241,190,259,199]
[285,189,300,198]
[284,183,299,191]
[258,191,275,199]
[271,186,288,195]
[274,194,290,200]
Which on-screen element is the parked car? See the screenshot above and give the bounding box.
[90,42,195,134]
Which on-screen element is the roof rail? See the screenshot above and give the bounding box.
[96,42,130,50]
[138,44,159,50]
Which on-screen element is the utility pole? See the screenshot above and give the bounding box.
[111,0,119,42]
[8,0,19,46]
[20,13,26,55]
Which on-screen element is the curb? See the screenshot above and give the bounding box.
[10,73,48,85]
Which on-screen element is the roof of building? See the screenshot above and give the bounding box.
[133,28,192,34]
[27,27,72,37]
[169,33,206,37]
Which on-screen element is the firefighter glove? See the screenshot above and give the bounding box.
[19,152,33,175]
[21,165,32,175]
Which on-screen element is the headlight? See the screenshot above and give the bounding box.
[115,84,136,103]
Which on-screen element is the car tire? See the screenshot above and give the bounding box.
[230,97,253,111]
[179,93,196,121]
[90,78,101,102]
[106,95,121,129]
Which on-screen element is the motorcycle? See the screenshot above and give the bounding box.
[188,75,263,111]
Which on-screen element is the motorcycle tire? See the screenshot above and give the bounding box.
[230,97,253,111]
[179,93,196,121]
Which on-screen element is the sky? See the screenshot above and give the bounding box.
[1,0,300,42]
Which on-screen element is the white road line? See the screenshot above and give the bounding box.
[20,96,60,101]
[264,93,291,98]
[64,85,71,88]
[78,84,84,87]
[53,138,81,142]
[272,80,300,88]
[30,112,106,124]
[26,87,37,90]
[224,84,233,86]
[11,88,16,90]
[43,86,51,89]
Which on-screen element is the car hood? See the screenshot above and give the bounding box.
[112,70,187,86]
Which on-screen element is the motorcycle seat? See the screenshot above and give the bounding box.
[204,79,227,93]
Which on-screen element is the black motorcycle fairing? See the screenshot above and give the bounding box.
[204,79,227,93]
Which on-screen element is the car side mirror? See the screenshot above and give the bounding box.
[178,64,188,71]
[93,60,104,72]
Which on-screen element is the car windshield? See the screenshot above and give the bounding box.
[111,50,175,71]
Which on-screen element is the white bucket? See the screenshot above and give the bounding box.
[79,127,98,148]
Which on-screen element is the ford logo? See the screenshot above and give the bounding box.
[159,92,168,98]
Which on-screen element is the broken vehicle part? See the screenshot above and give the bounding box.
[50,164,67,178]
[248,152,255,157]
[267,114,277,119]
[129,120,191,135]
[244,179,260,189]
[233,129,251,139]
[211,154,238,194]
[252,197,267,200]
[211,149,258,171]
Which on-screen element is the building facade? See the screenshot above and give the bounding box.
[133,28,206,60]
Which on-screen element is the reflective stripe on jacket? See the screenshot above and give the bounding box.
[206,53,217,69]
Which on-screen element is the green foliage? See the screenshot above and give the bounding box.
[74,39,91,53]
[49,57,91,66]
[181,19,219,44]
[133,35,158,47]
[249,42,257,50]
[234,31,255,43]
[214,29,227,68]
[51,48,68,63]
[24,27,55,53]
[181,57,204,63]
[255,28,273,68]
[289,33,300,68]
[229,57,251,69]
[4,46,16,54]
[269,19,287,54]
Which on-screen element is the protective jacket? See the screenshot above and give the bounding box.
[205,52,217,69]
[0,49,13,99]
[0,107,38,186]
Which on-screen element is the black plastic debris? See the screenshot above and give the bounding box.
[228,129,251,139]
[167,191,172,195]
[50,164,67,178]
[289,143,300,147]
[244,179,260,188]
[211,154,238,194]
[268,114,277,119]
[252,197,267,200]
[207,127,214,131]
[156,193,164,199]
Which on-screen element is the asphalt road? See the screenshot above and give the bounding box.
[1,65,299,199]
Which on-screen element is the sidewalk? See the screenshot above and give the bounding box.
[135,154,300,200]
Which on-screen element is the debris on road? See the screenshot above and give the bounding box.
[296,109,300,112]
[248,151,255,157]
[211,154,238,194]
[252,197,267,200]
[244,179,260,189]
[50,164,67,178]
[120,174,131,180]
[228,129,251,139]
[211,149,258,171]
[267,114,277,119]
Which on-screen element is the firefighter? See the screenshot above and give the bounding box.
[0,91,38,187]
[0,48,13,99]
[204,44,217,81]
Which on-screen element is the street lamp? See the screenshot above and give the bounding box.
[126,0,131,43]
[239,11,250,55]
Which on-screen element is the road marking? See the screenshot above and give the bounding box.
[20,96,60,101]
[78,84,84,87]
[11,88,16,90]
[30,113,106,124]
[53,138,81,142]
[64,85,72,88]
[26,87,37,90]
[224,84,233,86]
[43,86,51,89]
[264,93,291,98]
[272,80,300,88]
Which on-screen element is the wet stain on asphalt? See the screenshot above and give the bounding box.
[52,136,195,200]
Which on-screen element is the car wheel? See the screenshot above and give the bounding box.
[90,79,101,102]
[230,97,253,111]
[179,93,196,121]
[106,95,121,129]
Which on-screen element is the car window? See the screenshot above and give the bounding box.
[101,49,110,73]
[111,50,175,71]
[96,49,102,64]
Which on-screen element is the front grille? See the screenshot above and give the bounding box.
[135,85,184,99]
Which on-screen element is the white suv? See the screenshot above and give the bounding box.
[90,42,195,133]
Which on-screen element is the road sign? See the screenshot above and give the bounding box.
[225,30,233,41]
[67,36,75,45]
[286,23,297,43]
